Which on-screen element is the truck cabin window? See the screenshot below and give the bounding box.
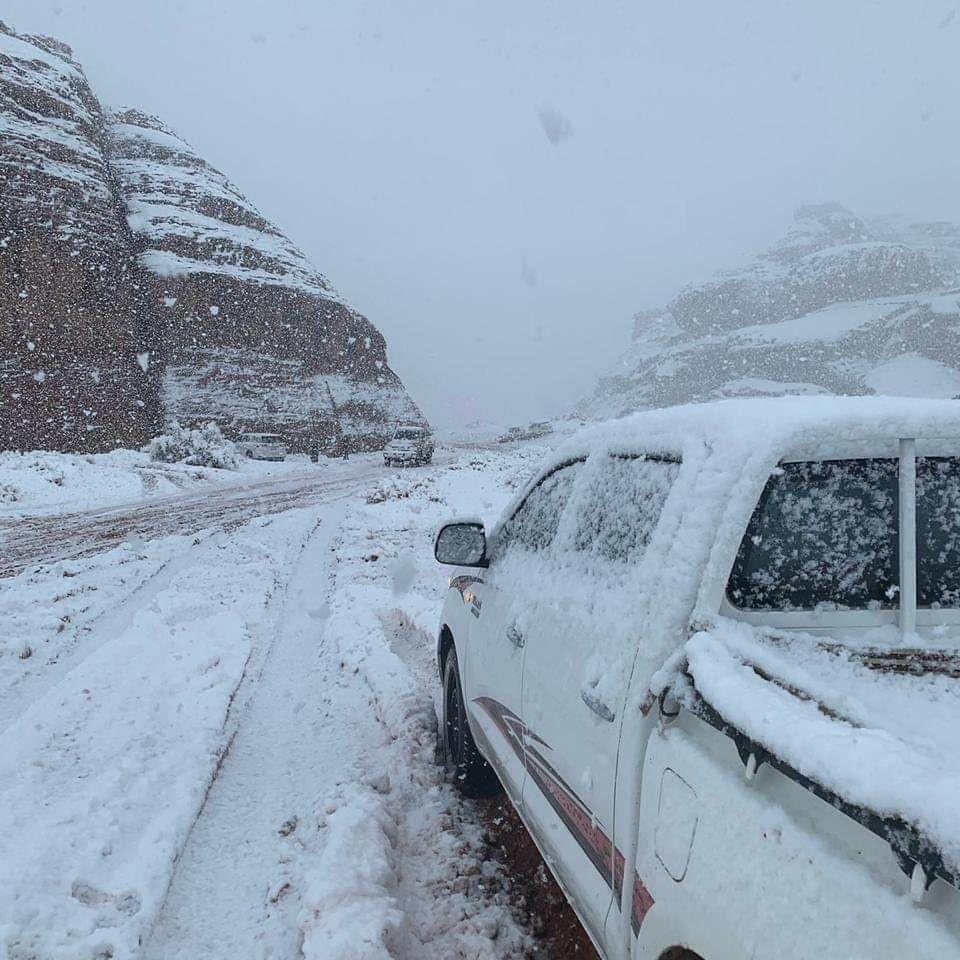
[727,458,900,611]
[572,455,680,564]
[498,461,582,554]
[727,455,960,612]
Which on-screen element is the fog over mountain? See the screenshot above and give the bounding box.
[3,0,959,429]
[581,204,960,418]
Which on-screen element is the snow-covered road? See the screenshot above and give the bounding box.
[0,447,548,960]
[0,460,383,578]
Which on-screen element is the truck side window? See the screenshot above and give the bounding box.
[727,458,899,611]
[573,455,680,563]
[498,460,583,553]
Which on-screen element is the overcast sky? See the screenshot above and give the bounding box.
[6,0,960,427]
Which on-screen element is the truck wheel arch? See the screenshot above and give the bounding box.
[659,948,705,960]
[438,624,455,677]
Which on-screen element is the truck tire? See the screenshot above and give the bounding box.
[441,648,501,797]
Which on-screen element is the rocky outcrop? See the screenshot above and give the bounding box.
[582,203,960,419]
[108,110,422,452]
[0,24,422,454]
[0,23,161,452]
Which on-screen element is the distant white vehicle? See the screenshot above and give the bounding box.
[434,396,960,960]
[526,420,554,438]
[496,426,526,444]
[384,424,434,467]
[237,432,286,461]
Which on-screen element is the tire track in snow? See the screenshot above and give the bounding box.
[0,528,222,735]
[294,507,533,960]
[142,500,371,960]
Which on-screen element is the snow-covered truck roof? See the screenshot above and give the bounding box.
[539,395,960,472]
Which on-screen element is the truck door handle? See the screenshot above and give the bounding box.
[581,689,615,722]
[506,623,524,649]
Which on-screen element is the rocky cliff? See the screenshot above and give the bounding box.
[1,24,422,454]
[0,22,161,452]
[582,203,960,419]
[109,110,421,451]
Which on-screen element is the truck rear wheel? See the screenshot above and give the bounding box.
[441,648,501,797]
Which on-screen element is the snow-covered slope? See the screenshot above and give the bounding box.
[108,110,423,451]
[0,23,160,452]
[0,23,423,455]
[582,203,960,418]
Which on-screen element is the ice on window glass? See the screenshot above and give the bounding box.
[728,459,899,610]
[917,457,960,609]
[573,456,680,563]
[499,461,582,552]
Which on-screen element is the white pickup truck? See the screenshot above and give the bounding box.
[433,397,960,960]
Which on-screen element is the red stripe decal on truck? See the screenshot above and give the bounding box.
[474,699,616,884]
[631,870,655,935]
[472,697,655,935]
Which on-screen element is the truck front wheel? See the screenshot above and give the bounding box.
[441,648,501,797]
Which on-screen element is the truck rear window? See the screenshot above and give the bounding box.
[727,459,900,611]
[728,455,960,611]
[917,457,960,608]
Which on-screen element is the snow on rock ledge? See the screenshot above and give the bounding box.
[108,109,424,452]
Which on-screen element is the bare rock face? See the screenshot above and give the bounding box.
[1,24,422,454]
[0,24,161,452]
[108,110,422,452]
[583,203,960,418]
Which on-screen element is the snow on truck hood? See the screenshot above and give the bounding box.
[671,618,960,881]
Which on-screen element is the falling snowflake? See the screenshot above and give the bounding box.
[537,104,573,145]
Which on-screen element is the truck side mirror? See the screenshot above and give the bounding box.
[435,522,488,567]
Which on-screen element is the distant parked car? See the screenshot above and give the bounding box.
[384,424,434,466]
[237,432,286,461]
[496,426,525,444]
[526,420,554,438]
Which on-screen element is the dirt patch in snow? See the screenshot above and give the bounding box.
[476,796,599,960]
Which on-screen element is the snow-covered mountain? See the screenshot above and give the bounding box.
[109,110,422,451]
[0,22,161,452]
[1,24,422,453]
[581,203,960,419]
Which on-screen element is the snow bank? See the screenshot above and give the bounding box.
[0,446,314,515]
[0,512,314,959]
[300,785,403,960]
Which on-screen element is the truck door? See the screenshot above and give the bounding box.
[466,459,583,805]
[520,452,681,954]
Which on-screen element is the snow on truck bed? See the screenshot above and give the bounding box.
[676,619,960,878]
